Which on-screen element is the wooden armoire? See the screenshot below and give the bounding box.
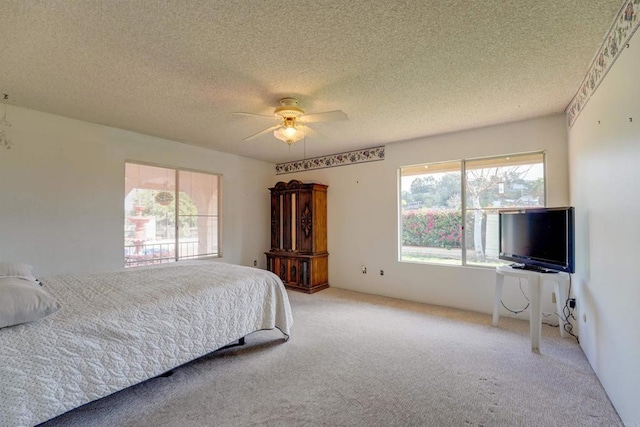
[265,180,329,293]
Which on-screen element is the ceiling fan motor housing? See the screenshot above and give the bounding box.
[275,98,304,118]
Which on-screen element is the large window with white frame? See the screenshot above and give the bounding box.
[124,162,221,268]
[399,152,545,267]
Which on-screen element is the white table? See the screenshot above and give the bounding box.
[493,265,570,351]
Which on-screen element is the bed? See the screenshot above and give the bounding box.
[0,261,293,427]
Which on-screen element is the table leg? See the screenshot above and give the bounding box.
[493,274,504,327]
[529,276,542,352]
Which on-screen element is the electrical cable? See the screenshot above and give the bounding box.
[500,279,530,314]
[500,275,580,342]
[558,274,579,342]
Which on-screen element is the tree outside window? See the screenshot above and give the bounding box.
[400,153,544,267]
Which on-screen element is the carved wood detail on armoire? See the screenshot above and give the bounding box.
[265,180,328,293]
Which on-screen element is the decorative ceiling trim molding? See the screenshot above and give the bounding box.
[566,1,640,127]
[275,146,385,175]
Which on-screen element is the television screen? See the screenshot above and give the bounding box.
[499,207,574,273]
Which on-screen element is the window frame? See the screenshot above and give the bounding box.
[124,161,222,267]
[398,151,546,268]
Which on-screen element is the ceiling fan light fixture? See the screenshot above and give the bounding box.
[274,125,304,145]
[273,116,305,145]
[283,127,297,138]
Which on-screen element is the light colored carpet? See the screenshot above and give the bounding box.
[41,288,621,426]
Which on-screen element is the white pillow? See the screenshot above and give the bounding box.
[0,277,61,328]
[0,262,37,281]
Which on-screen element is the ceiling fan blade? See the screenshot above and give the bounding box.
[232,112,275,119]
[300,124,314,135]
[243,124,282,142]
[300,110,348,123]
[299,124,329,141]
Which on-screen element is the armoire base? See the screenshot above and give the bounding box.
[285,283,330,294]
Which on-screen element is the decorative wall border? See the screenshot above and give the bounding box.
[275,146,385,175]
[566,1,640,127]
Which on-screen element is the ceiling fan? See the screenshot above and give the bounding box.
[233,98,348,145]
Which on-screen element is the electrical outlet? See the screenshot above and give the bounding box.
[569,298,576,309]
[380,270,384,276]
[551,292,556,303]
[253,260,257,267]
[361,266,367,274]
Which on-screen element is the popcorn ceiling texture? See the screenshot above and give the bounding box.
[0,1,623,164]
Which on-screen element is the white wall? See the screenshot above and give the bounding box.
[568,36,640,424]
[0,106,274,277]
[280,114,570,319]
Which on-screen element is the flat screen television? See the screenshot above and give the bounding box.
[499,207,575,273]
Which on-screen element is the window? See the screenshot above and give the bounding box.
[124,163,220,268]
[399,152,544,267]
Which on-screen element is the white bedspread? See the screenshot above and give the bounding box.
[0,262,293,427]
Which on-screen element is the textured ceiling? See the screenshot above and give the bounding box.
[0,0,623,164]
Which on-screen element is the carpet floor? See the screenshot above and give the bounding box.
[41,288,622,426]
